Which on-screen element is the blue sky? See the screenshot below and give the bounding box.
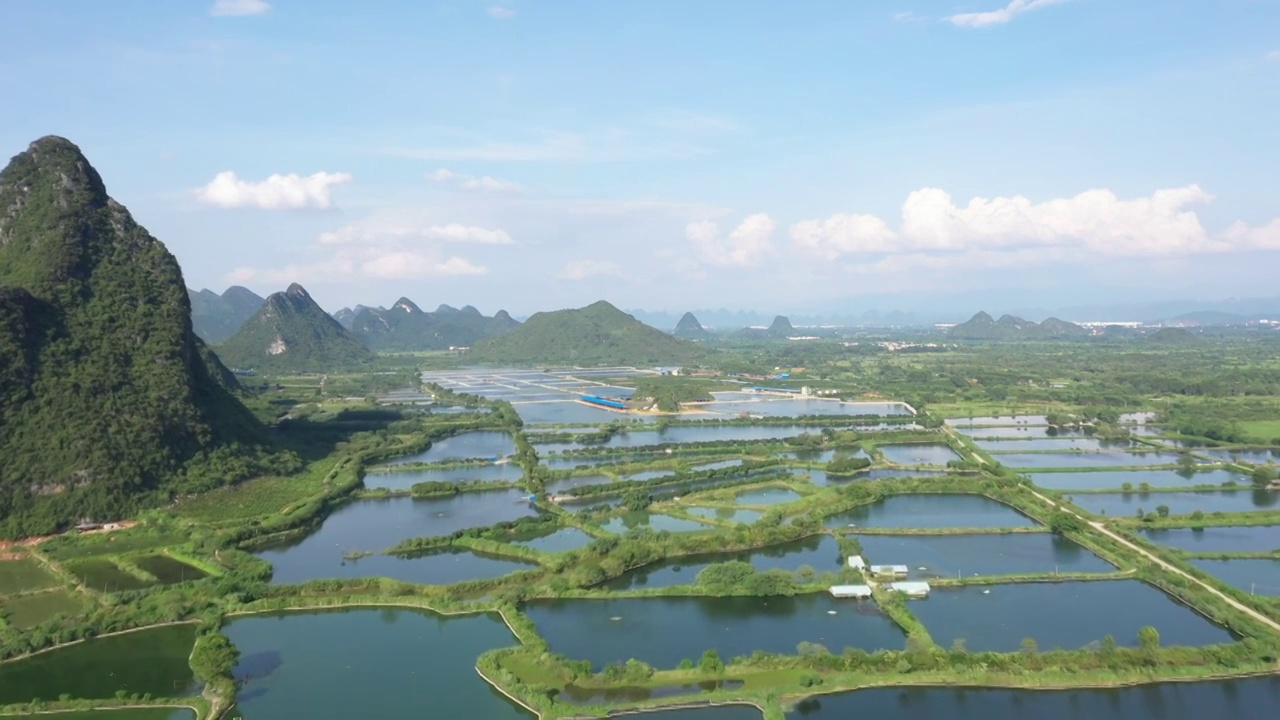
[1,0,1278,316]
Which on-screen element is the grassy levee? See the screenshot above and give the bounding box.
[1113,510,1280,530]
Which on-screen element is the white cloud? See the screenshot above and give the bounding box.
[948,0,1073,28]
[1268,50,1280,62]
[360,253,487,279]
[319,223,513,246]
[790,184,1280,261]
[428,168,522,193]
[196,171,352,210]
[558,260,622,281]
[893,11,925,23]
[487,6,515,20]
[209,0,270,17]
[686,213,777,267]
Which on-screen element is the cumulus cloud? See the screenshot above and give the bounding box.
[487,6,515,20]
[196,171,352,210]
[948,0,1073,28]
[320,223,513,246]
[429,168,522,193]
[686,213,777,267]
[558,260,622,281]
[209,0,270,17]
[789,184,1280,261]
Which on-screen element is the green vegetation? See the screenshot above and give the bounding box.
[188,286,265,344]
[0,136,283,539]
[349,299,519,351]
[0,590,84,629]
[469,300,705,365]
[672,311,710,340]
[0,558,58,595]
[626,376,740,411]
[215,284,374,372]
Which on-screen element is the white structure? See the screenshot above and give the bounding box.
[870,564,909,577]
[829,584,873,599]
[847,555,866,570]
[888,581,931,598]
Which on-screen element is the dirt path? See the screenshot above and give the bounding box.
[1029,488,1280,635]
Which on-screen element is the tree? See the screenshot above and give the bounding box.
[1138,625,1160,651]
[1020,637,1038,655]
[1047,511,1084,535]
[1156,504,1170,518]
[698,649,724,673]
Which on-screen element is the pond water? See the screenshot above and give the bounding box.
[510,527,595,553]
[913,581,1235,652]
[1067,490,1280,517]
[625,706,761,720]
[628,468,679,481]
[824,495,1038,530]
[258,492,538,557]
[0,624,198,705]
[946,415,1048,427]
[601,425,818,448]
[556,679,745,706]
[877,444,962,465]
[1142,526,1280,554]
[602,535,844,590]
[685,507,766,524]
[33,712,194,720]
[959,426,1085,439]
[543,474,616,495]
[692,458,747,472]
[1189,559,1280,596]
[1029,469,1249,491]
[135,555,209,584]
[364,462,525,491]
[225,609,531,719]
[1197,448,1280,464]
[974,438,1136,452]
[388,431,517,464]
[541,454,623,469]
[734,487,803,505]
[784,678,1280,719]
[780,449,846,463]
[692,397,909,417]
[66,559,151,592]
[995,451,1189,469]
[600,513,713,534]
[524,594,905,670]
[854,533,1111,579]
[516,402,643,425]
[261,544,535,586]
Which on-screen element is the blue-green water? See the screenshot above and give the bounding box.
[824,495,1038,530]
[878,444,962,465]
[1142,526,1280,554]
[601,512,714,534]
[913,581,1235,652]
[734,487,803,505]
[784,679,1280,719]
[1029,469,1247,491]
[854,532,1111,579]
[510,527,594,553]
[997,451,1189,469]
[225,609,531,719]
[1067,489,1279,516]
[1189,558,1280,596]
[364,462,524,491]
[388,431,517,464]
[686,507,766,524]
[524,594,905,670]
[804,468,947,487]
[975,438,1136,452]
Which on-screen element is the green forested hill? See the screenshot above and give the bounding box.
[469,300,704,365]
[948,311,1087,340]
[215,283,374,371]
[0,136,274,537]
[189,285,265,343]
[673,311,711,340]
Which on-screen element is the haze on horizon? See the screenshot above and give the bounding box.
[2,0,1277,317]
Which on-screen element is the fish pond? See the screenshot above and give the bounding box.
[946,415,1048,427]
[523,594,905,670]
[804,468,948,487]
[1189,559,1280,596]
[973,438,1136,452]
[783,678,1280,719]
[515,402,643,425]
[1067,489,1280,517]
[824,495,1038,530]
[509,527,595,553]
[959,426,1085,439]
[913,581,1235,652]
[555,680,745,707]
[364,461,525,491]
[601,535,843,590]
[733,486,803,505]
[691,397,909,417]
[387,431,517,464]
[685,507,766,524]
[133,555,209,585]
[225,609,531,719]
[1196,448,1280,464]
[854,532,1111,579]
[877,444,962,465]
[1029,469,1247,491]
[31,712,194,720]
[994,451,1190,469]
[543,474,617,495]
[600,513,713,534]
[1141,526,1280,554]
[0,624,198,705]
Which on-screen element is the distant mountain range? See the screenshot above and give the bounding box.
[216,283,373,371]
[948,312,1089,340]
[673,312,710,340]
[189,286,265,344]
[338,298,519,351]
[471,300,703,365]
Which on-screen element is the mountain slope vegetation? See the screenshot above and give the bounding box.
[215,283,374,372]
[0,136,277,537]
[349,298,519,351]
[470,300,704,365]
[948,311,1087,340]
[673,311,711,340]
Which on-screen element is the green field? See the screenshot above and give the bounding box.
[0,557,59,595]
[42,532,188,561]
[65,559,152,593]
[1239,419,1280,444]
[0,588,84,628]
[133,555,209,585]
[174,456,342,524]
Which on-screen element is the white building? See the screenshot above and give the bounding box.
[869,564,909,577]
[847,555,866,570]
[888,581,931,598]
[829,584,873,599]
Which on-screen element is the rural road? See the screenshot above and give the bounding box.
[1030,488,1280,635]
